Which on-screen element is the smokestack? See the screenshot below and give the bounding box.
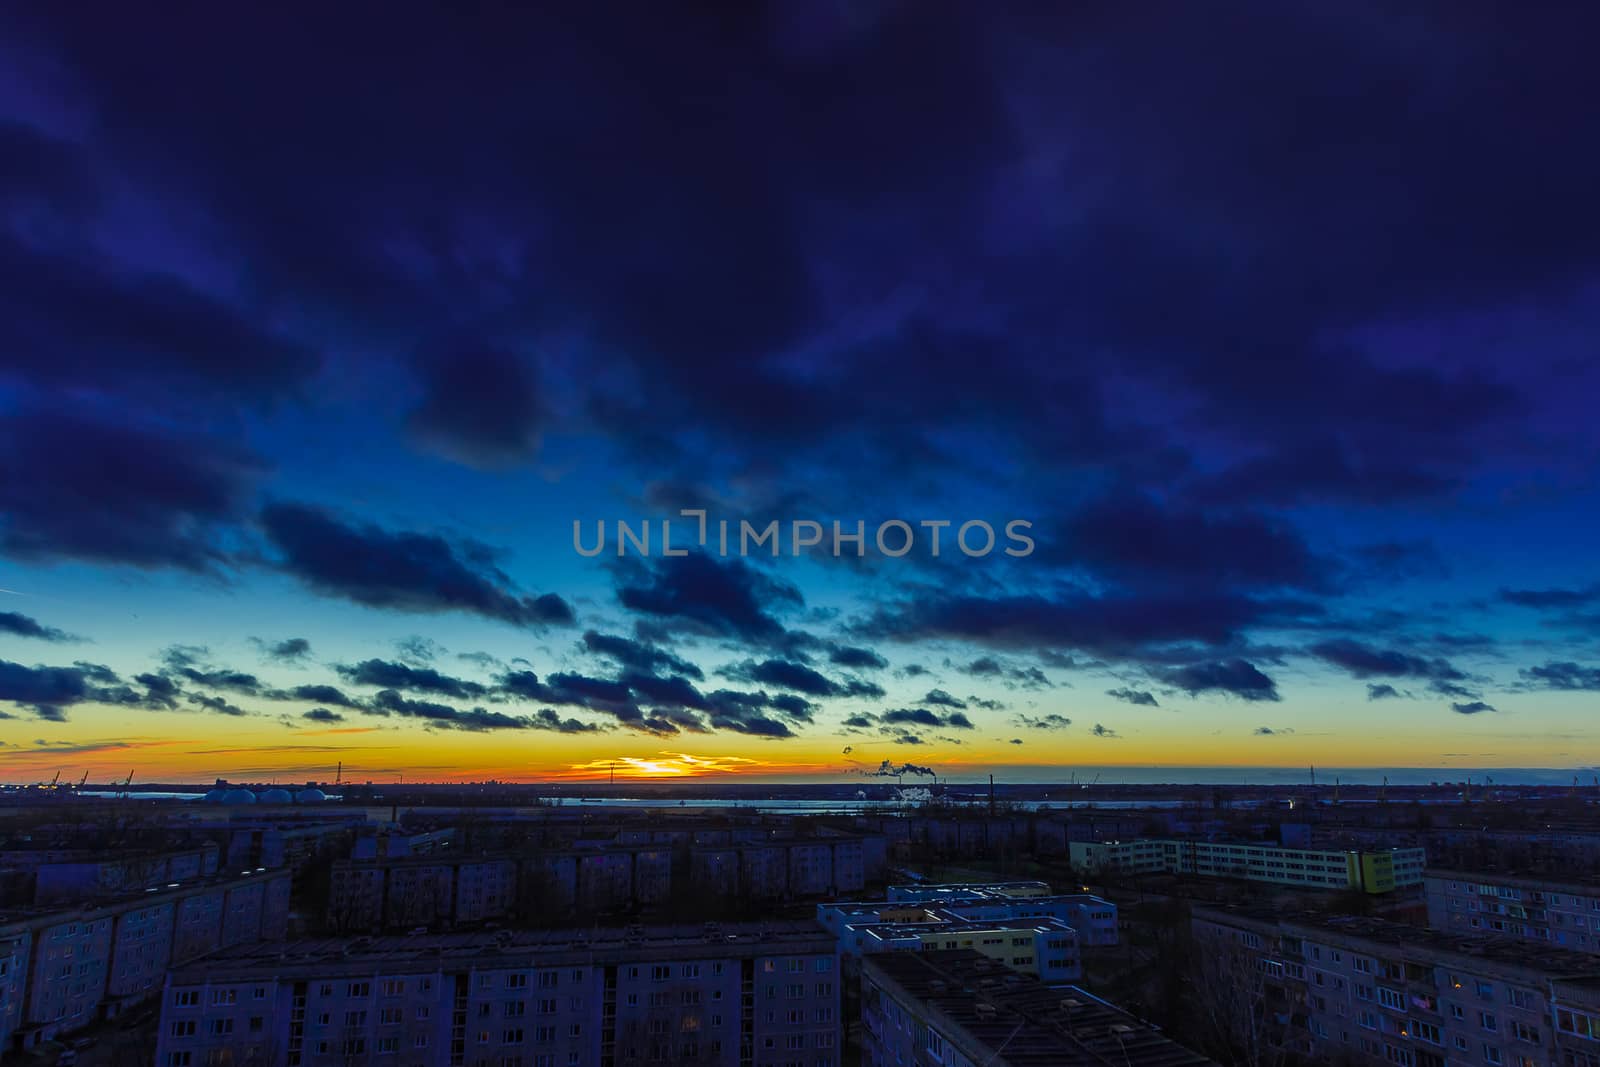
[989,774,995,816]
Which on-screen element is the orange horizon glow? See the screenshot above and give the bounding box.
[1,697,1593,786]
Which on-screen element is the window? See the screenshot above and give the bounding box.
[174,991,200,1007]
[170,1021,196,1037]
[381,979,404,996]
[1511,1021,1540,1044]
[211,989,236,1006]
[347,982,370,998]
[1481,1011,1498,1032]
[1484,1045,1502,1065]
[1379,988,1405,1011]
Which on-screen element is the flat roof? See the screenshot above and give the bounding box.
[0,868,287,929]
[1194,903,1600,978]
[1427,867,1600,893]
[864,950,1215,1067]
[167,921,835,984]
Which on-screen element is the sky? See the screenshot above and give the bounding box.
[1,4,1598,786]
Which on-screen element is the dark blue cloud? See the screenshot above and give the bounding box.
[257,637,312,663]
[0,612,76,642]
[1519,662,1600,691]
[336,659,487,700]
[272,683,360,709]
[581,631,704,680]
[616,553,801,646]
[828,645,888,671]
[1048,492,1331,591]
[260,502,574,627]
[1157,659,1281,702]
[0,410,257,571]
[1106,687,1159,707]
[368,688,543,731]
[1308,639,1464,682]
[408,345,544,468]
[725,658,881,700]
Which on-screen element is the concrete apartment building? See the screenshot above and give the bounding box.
[882,882,1119,945]
[861,949,1215,1067]
[1428,869,1600,952]
[1069,838,1427,893]
[1192,903,1600,1067]
[155,920,840,1067]
[327,833,880,931]
[837,916,1082,983]
[0,868,290,1054]
[0,843,221,904]
[817,883,1117,983]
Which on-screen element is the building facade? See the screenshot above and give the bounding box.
[1428,869,1600,953]
[156,921,840,1067]
[1192,903,1600,1067]
[1070,839,1426,893]
[0,869,290,1053]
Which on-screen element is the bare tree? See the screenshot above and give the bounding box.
[1183,929,1295,1067]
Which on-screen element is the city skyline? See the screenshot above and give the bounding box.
[4,5,1600,785]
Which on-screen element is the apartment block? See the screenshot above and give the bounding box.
[1428,869,1600,952]
[1192,903,1600,1067]
[0,869,290,1053]
[844,916,1081,983]
[819,885,1117,978]
[861,949,1215,1067]
[0,844,221,905]
[1070,838,1426,893]
[327,833,880,931]
[155,921,840,1067]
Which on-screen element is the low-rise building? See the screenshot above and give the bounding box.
[155,920,840,1067]
[1070,839,1426,893]
[820,884,1111,983]
[845,917,1081,983]
[861,949,1215,1066]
